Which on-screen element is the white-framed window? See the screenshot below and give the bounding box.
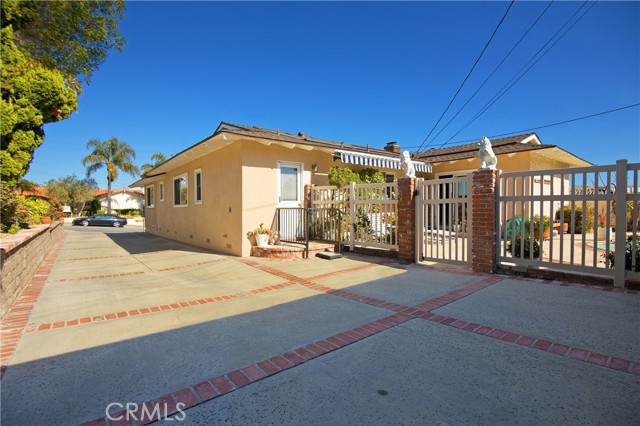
[277,161,303,207]
[173,173,188,207]
[159,182,164,202]
[146,185,155,208]
[194,168,202,204]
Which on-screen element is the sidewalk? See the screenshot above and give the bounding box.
[1,227,638,425]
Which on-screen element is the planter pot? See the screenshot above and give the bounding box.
[40,216,52,224]
[255,234,269,247]
[597,227,611,241]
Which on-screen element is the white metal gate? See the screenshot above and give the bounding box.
[416,176,472,266]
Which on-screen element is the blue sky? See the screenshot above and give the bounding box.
[25,1,639,189]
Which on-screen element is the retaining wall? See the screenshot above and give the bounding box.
[1,221,64,319]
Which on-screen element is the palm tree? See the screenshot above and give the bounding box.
[82,137,139,214]
[141,152,167,174]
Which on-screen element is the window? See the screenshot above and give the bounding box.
[146,185,154,208]
[194,169,202,204]
[173,173,188,206]
[159,182,164,202]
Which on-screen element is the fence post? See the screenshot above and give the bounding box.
[397,177,417,262]
[471,169,499,274]
[350,181,356,251]
[304,184,313,209]
[614,159,628,288]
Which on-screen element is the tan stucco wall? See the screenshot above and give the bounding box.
[143,142,243,256]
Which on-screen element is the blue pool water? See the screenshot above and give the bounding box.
[596,242,616,251]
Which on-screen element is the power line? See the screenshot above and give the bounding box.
[423,1,555,149]
[415,0,515,153]
[407,102,639,151]
[440,1,597,146]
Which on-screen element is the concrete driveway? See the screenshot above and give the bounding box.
[1,226,638,425]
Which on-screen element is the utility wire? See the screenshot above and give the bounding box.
[423,1,555,149]
[440,1,597,147]
[415,0,515,153]
[406,102,639,151]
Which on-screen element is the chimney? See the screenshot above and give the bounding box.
[298,131,308,140]
[384,141,400,153]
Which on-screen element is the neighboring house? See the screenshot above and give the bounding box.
[414,133,593,221]
[130,122,590,257]
[94,188,144,212]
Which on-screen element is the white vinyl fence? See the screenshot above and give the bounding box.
[497,160,639,287]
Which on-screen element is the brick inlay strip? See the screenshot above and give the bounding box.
[415,312,640,376]
[24,281,298,333]
[81,312,413,425]
[1,232,68,377]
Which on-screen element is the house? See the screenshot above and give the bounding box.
[414,133,593,221]
[130,122,591,257]
[130,122,432,257]
[93,188,144,213]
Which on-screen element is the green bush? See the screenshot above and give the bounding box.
[328,166,384,188]
[20,196,51,224]
[506,236,541,259]
[604,236,640,272]
[556,206,594,234]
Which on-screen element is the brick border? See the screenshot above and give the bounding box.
[24,281,298,333]
[1,232,68,377]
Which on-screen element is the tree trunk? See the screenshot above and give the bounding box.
[107,179,112,214]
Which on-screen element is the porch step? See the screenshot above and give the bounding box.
[250,242,337,260]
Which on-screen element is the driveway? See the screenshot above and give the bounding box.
[1,226,638,425]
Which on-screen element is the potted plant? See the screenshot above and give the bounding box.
[247,223,273,247]
[596,208,611,240]
[524,215,551,239]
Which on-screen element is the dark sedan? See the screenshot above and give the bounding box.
[72,214,127,227]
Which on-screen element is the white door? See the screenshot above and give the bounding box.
[277,162,303,207]
[277,162,305,241]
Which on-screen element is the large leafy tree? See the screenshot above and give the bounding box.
[0,27,77,185]
[45,175,98,216]
[1,0,125,88]
[141,152,168,174]
[0,0,125,186]
[83,138,139,214]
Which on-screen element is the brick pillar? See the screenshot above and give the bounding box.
[397,177,416,263]
[304,184,313,209]
[471,169,498,273]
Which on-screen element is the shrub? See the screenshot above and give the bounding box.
[604,236,640,272]
[506,236,541,259]
[523,214,551,238]
[20,196,51,224]
[555,206,594,234]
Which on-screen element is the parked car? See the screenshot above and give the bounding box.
[72,214,127,227]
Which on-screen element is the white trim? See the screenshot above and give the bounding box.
[145,185,155,208]
[194,168,202,204]
[277,161,303,207]
[159,182,164,202]
[173,173,189,207]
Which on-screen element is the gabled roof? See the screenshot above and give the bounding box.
[414,133,542,163]
[216,122,400,157]
[131,121,416,187]
[21,186,50,198]
[413,133,592,167]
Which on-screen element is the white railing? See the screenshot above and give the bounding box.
[415,176,472,266]
[497,160,639,287]
[311,182,398,250]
